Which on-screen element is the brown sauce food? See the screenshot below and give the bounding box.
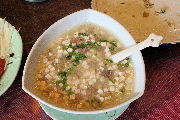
[0,58,5,77]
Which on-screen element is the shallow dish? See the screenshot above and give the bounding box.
[22,9,145,114]
[0,18,23,96]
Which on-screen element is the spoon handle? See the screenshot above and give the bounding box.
[111,33,163,63]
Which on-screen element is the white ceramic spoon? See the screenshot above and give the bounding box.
[111,33,163,63]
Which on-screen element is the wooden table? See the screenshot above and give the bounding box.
[0,0,180,119]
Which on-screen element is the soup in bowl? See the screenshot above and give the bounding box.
[22,9,145,114]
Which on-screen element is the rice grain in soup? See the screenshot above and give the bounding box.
[34,22,134,111]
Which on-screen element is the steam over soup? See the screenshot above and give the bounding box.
[34,23,134,111]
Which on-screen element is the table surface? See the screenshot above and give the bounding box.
[0,0,180,120]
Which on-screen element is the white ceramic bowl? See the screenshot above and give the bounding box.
[22,9,145,114]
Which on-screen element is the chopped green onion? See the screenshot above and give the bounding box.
[57,72,67,76]
[68,44,73,48]
[86,41,101,48]
[55,80,63,85]
[99,40,117,49]
[117,63,123,67]
[63,45,69,50]
[57,72,67,89]
[99,40,109,42]
[86,41,93,46]
[63,82,67,89]
[80,38,84,41]
[79,33,88,36]
[105,59,113,63]
[76,43,86,48]
[66,52,73,59]
[120,88,125,94]
[62,75,67,80]
[117,57,130,67]
[109,79,115,84]
[63,44,73,50]
[125,57,130,67]
[93,34,96,36]
[74,52,87,60]
[125,63,129,67]
[109,47,115,51]
[72,46,78,49]
[67,89,73,95]
[65,41,101,51]
[109,41,117,47]
[94,42,101,48]
[72,59,80,66]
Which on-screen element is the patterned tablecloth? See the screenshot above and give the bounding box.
[0,0,180,120]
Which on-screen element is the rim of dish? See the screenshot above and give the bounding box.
[39,101,130,119]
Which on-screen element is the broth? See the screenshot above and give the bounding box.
[34,22,134,111]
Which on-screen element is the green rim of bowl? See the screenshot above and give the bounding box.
[39,102,129,120]
[0,18,23,96]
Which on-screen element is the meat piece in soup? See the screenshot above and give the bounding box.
[34,22,134,111]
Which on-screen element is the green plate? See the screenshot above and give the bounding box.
[39,102,129,120]
[0,18,23,96]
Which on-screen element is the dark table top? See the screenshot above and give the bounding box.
[0,0,180,120]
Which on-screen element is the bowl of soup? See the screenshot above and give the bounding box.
[22,9,145,114]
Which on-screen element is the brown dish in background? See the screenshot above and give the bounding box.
[92,0,180,43]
